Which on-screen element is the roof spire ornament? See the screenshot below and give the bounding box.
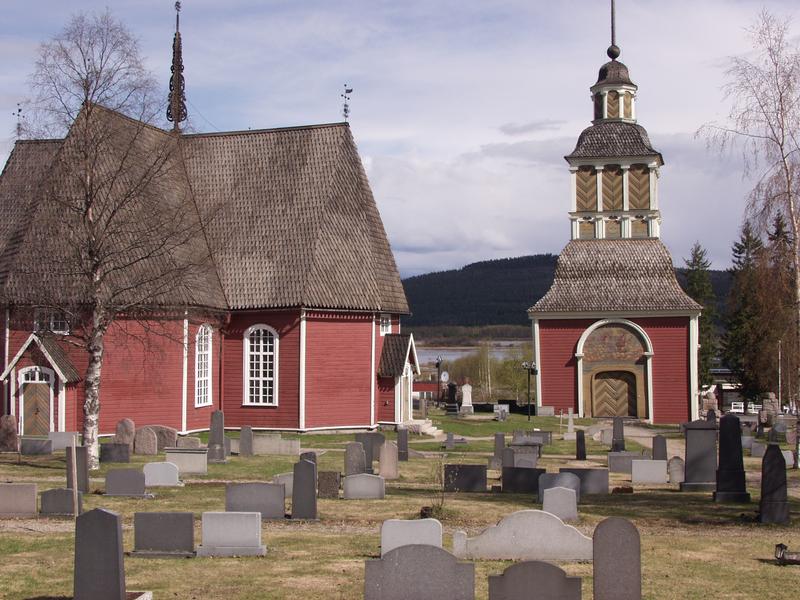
[607,0,621,60]
[167,1,188,132]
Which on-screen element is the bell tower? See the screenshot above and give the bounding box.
[567,0,663,241]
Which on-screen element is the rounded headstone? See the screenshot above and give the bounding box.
[134,428,158,456]
[114,418,135,448]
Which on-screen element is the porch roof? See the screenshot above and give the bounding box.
[0,334,81,383]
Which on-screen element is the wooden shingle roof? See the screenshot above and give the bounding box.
[566,121,663,164]
[529,239,701,314]
[377,334,417,377]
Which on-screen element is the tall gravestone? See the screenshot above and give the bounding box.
[576,430,586,461]
[680,419,717,492]
[397,428,409,462]
[593,517,641,600]
[67,446,90,493]
[713,414,750,503]
[379,441,399,480]
[239,426,254,457]
[0,414,18,452]
[611,417,626,452]
[356,432,385,474]
[564,409,576,441]
[208,410,226,463]
[759,444,790,525]
[291,459,317,520]
[73,508,125,600]
[652,435,667,461]
[345,442,367,476]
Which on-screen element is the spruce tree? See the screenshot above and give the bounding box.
[684,242,717,385]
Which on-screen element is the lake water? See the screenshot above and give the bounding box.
[415,340,529,367]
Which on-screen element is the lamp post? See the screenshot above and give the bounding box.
[521,361,538,422]
[435,355,443,408]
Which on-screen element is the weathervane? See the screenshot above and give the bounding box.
[607,0,620,60]
[341,85,353,121]
[167,0,188,131]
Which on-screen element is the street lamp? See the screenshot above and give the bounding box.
[521,361,538,421]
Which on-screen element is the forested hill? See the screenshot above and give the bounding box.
[401,254,731,327]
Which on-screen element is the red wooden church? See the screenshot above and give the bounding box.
[0,17,417,437]
[529,27,701,424]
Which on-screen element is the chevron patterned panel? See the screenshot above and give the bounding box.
[628,164,650,210]
[606,91,620,118]
[575,167,597,211]
[594,94,603,120]
[605,219,621,238]
[579,221,596,239]
[631,219,649,238]
[624,92,633,118]
[592,371,636,417]
[602,166,623,210]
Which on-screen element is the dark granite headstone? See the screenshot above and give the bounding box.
[608,451,644,474]
[443,464,487,492]
[226,482,285,520]
[66,446,90,493]
[397,428,409,462]
[317,471,341,499]
[364,544,474,600]
[488,561,581,600]
[208,410,226,463]
[345,442,367,476]
[99,443,130,463]
[291,459,317,519]
[40,488,82,516]
[652,435,667,461]
[105,469,150,497]
[756,422,765,438]
[680,419,717,492]
[20,437,53,455]
[593,517,641,600]
[444,432,455,450]
[576,430,586,461]
[611,417,626,452]
[239,426,253,457]
[300,451,317,464]
[767,428,780,443]
[706,409,716,423]
[559,468,610,495]
[494,433,505,461]
[0,414,18,452]
[132,512,195,557]
[713,414,750,503]
[501,467,545,494]
[759,444,790,524]
[73,508,125,600]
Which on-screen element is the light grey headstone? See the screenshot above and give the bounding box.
[537,406,555,417]
[239,426,254,457]
[272,472,294,498]
[251,433,300,455]
[66,446,89,493]
[751,441,767,458]
[365,545,474,600]
[593,517,641,600]
[73,508,126,600]
[48,431,79,451]
[488,561,581,600]
[105,469,151,498]
[542,487,578,522]
[631,459,668,484]
[208,410,226,463]
[538,472,581,503]
[20,437,53,455]
[291,459,317,519]
[781,450,795,466]
[40,488,82,516]
[226,482,285,520]
[741,436,754,450]
[0,483,37,517]
[379,441,399,480]
[133,427,158,456]
[344,473,386,499]
[380,518,443,556]
[600,428,613,446]
[132,512,195,557]
[143,462,183,487]
[345,442,367,476]
[196,511,266,557]
[667,457,685,484]
[559,468,610,495]
[452,510,592,561]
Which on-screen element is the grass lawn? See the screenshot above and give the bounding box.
[1,419,799,599]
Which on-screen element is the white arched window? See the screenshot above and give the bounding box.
[243,324,279,406]
[195,324,213,407]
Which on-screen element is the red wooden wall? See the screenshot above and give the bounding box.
[377,377,396,423]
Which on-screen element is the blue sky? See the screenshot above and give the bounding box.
[1,0,797,276]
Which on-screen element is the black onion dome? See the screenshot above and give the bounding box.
[566,121,662,163]
[595,59,634,87]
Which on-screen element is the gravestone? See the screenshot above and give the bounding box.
[105,469,152,498]
[397,428,409,462]
[782,450,795,466]
[142,462,183,487]
[137,425,177,453]
[787,428,798,446]
[132,512,195,558]
[444,464,487,492]
[680,419,717,492]
[272,473,294,498]
[751,441,767,458]
[379,441,399,480]
[49,431,79,451]
[502,467,545,494]
[73,508,126,600]
[611,417,626,452]
[317,471,341,499]
[538,472,581,503]
[538,406,556,417]
[239,426,254,457]
[593,517,641,600]
[608,451,644,474]
[453,510,592,561]
[133,427,158,456]
[99,442,130,463]
[291,459,317,519]
[224,435,232,458]
[226,482,285,520]
[576,430,586,461]
[177,436,202,449]
[631,460,668,484]
[0,414,18,452]
[196,512,267,557]
[460,383,474,415]
[759,444,790,525]
[559,468,610,495]
[20,437,53,455]
[667,457,685,484]
[380,518,443,556]
[542,487,578,522]
[365,545,474,600]
[0,483,37,517]
[40,487,82,516]
[489,561,581,600]
[251,433,301,455]
[515,454,538,469]
[66,446,90,493]
[563,408,576,441]
[164,448,208,475]
[343,473,386,499]
[114,418,135,449]
[741,435,754,450]
[208,410,226,463]
[502,447,516,468]
[345,442,367,476]
[713,413,750,503]
[443,432,455,450]
[494,433,505,461]
[600,428,613,446]
[300,451,317,464]
[652,435,667,461]
[355,432,385,473]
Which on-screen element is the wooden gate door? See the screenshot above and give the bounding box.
[592,371,637,417]
[23,383,50,435]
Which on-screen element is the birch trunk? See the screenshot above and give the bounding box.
[82,309,107,470]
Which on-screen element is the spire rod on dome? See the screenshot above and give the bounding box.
[607,0,620,60]
[167,1,188,132]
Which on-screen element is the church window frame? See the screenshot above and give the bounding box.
[243,324,279,407]
[194,324,213,408]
